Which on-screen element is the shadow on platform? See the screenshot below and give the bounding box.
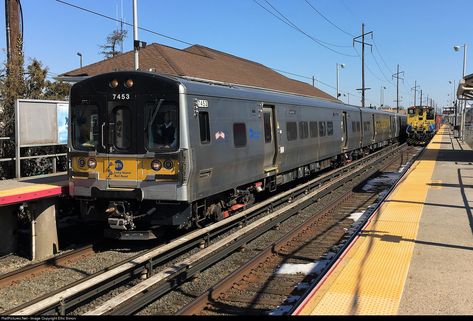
[419,148,473,163]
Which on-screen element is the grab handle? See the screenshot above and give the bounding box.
[101,122,106,149]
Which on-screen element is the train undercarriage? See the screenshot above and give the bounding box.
[79,142,395,240]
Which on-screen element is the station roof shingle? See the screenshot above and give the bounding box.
[59,43,337,101]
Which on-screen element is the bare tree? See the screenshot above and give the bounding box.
[99,29,128,59]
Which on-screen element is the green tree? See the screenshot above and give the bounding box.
[0,52,71,178]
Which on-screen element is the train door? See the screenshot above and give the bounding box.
[372,114,376,141]
[341,112,348,149]
[263,105,277,170]
[102,99,139,188]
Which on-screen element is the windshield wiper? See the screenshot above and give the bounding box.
[145,99,164,133]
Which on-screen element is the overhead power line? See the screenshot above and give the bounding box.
[304,0,355,38]
[370,50,395,86]
[56,0,370,105]
[55,0,194,46]
[253,0,357,57]
[372,39,393,75]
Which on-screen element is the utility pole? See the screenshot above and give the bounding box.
[420,90,423,107]
[5,0,22,75]
[133,0,139,70]
[411,80,420,106]
[353,23,373,107]
[392,64,404,113]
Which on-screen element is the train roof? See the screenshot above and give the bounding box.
[176,74,403,116]
[73,70,403,117]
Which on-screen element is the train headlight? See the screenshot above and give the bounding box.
[163,159,173,170]
[78,158,86,168]
[151,160,162,171]
[88,158,97,169]
[125,79,134,88]
[110,79,119,88]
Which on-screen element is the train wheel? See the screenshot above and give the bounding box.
[209,203,224,222]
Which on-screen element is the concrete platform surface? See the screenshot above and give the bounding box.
[0,173,68,206]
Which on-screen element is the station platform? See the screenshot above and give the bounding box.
[0,173,68,259]
[294,125,473,315]
[0,173,68,206]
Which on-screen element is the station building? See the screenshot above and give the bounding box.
[58,43,337,102]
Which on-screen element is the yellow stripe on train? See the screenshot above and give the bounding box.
[71,157,178,180]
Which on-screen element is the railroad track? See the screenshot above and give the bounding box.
[0,245,95,289]
[4,143,414,316]
[178,147,419,315]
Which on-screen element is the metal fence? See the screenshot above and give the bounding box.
[0,99,68,179]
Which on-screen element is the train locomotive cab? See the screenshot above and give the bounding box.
[69,72,188,239]
[406,106,436,145]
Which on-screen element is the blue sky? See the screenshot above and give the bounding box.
[0,0,471,110]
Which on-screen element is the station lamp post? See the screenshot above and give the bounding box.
[77,52,82,68]
[449,80,457,127]
[336,63,345,101]
[454,44,468,140]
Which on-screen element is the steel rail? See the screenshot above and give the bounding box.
[6,143,403,316]
[177,145,419,315]
[0,245,95,289]
[287,144,424,315]
[91,144,407,315]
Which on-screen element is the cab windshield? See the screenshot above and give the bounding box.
[72,105,99,150]
[145,101,179,151]
[426,109,435,120]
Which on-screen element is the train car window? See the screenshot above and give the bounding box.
[286,122,297,141]
[327,121,334,136]
[263,112,272,143]
[357,121,361,132]
[408,109,415,115]
[72,105,99,150]
[352,121,357,133]
[233,123,247,147]
[299,121,309,139]
[113,107,132,150]
[199,112,211,144]
[319,121,326,137]
[146,102,179,151]
[309,121,318,138]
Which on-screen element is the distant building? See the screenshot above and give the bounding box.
[58,43,337,102]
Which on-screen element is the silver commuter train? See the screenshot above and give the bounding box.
[68,71,406,239]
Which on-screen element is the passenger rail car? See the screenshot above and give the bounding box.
[406,106,436,145]
[68,71,406,239]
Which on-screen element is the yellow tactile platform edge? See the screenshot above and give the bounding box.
[296,126,446,315]
[0,182,67,197]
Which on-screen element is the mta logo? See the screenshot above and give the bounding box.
[115,160,124,171]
